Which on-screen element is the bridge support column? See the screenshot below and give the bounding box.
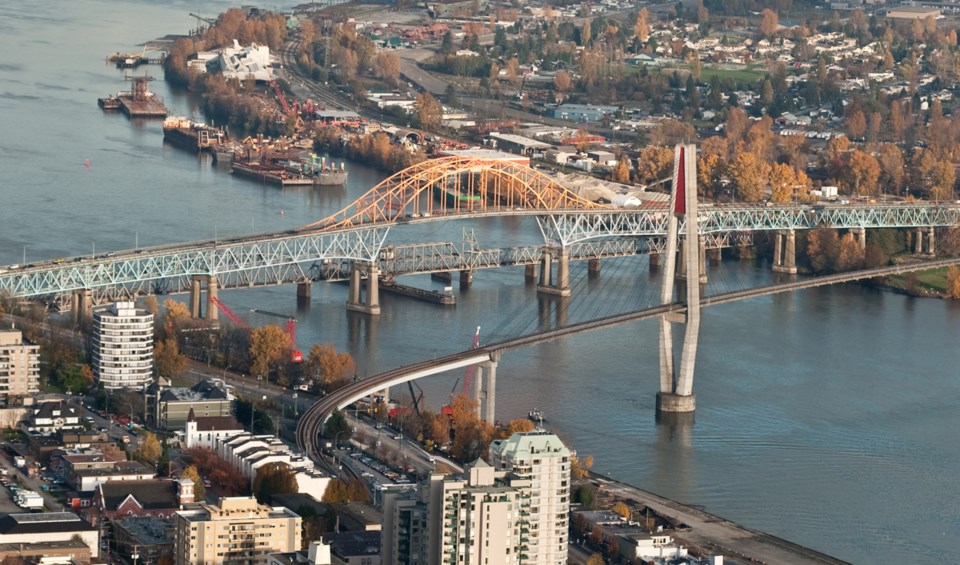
[71,291,80,324]
[657,145,700,417]
[472,365,483,406]
[73,289,93,326]
[772,230,798,275]
[698,236,708,285]
[708,247,722,266]
[649,253,662,272]
[347,262,381,315]
[459,270,473,288]
[206,276,219,322]
[524,264,537,283]
[588,258,601,274]
[914,228,924,254]
[927,227,936,256]
[190,277,202,318]
[853,227,867,251]
[538,247,571,296]
[297,281,312,306]
[483,357,498,425]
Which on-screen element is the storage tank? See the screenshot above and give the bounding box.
[612,194,642,208]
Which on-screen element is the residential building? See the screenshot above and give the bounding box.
[215,432,330,500]
[22,399,83,436]
[157,379,232,430]
[58,448,156,492]
[184,411,244,449]
[94,478,193,521]
[92,301,154,389]
[0,512,99,558]
[489,431,571,565]
[0,329,39,398]
[112,516,176,565]
[323,531,381,565]
[426,459,532,565]
[381,489,429,565]
[173,496,301,565]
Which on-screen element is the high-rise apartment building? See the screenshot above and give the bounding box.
[0,330,39,397]
[92,301,154,389]
[173,496,301,565]
[385,432,571,565]
[489,431,571,565]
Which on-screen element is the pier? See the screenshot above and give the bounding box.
[116,76,167,118]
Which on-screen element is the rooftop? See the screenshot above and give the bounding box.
[0,512,96,535]
[99,479,179,511]
[113,516,174,545]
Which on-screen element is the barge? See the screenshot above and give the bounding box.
[163,116,227,152]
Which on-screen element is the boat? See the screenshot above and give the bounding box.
[97,95,121,111]
[163,116,227,152]
[528,408,545,424]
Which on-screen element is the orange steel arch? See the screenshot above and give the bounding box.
[301,157,607,232]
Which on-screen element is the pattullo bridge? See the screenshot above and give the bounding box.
[1,153,958,427]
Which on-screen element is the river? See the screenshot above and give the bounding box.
[1,1,959,563]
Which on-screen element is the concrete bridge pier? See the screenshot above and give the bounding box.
[649,253,662,272]
[346,262,381,315]
[205,275,219,322]
[537,247,571,297]
[852,227,867,251]
[927,227,936,256]
[772,230,798,274]
[459,270,473,288]
[676,240,708,284]
[588,258,601,276]
[482,355,498,425]
[73,289,93,327]
[190,276,203,318]
[296,281,312,306]
[524,264,537,283]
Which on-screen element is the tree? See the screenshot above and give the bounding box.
[846,110,866,139]
[570,453,593,479]
[154,338,186,380]
[253,462,299,503]
[835,233,865,272]
[586,554,604,565]
[877,144,905,195]
[759,9,779,38]
[612,500,631,519]
[580,17,592,46]
[770,163,809,203]
[138,432,162,465]
[728,149,769,202]
[573,483,596,508]
[181,465,206,501]
[305,343,356,391]
[805,229,840,273]
[634,8,650,42]
[323,409,352,442]
[611,156,632,184]
[346,476,371,503]
[414,92,443,131]
[323,478,349,503]
[373,51,400,86]
[497,418,534,439]
[249,324,290,380]
[635,145,674,187]
[946,266,960,298]
[553,70,572,94]
[845,150,881,197]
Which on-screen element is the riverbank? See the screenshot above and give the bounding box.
[590,472,852,565]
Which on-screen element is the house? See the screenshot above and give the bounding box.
[22,399,82,436]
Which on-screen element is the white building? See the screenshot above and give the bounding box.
[0,329,39,397]
[0,513,100,558]
[216,40,273,82]
[184,412,245,449]
[215,433,330,501]
[92,301,154,389]
[489,431,571,565]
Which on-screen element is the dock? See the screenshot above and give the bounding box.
[380,281,456,305]
[116,76,167,118]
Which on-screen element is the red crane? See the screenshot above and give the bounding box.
[209,298,303,363]
[269,79,292,115]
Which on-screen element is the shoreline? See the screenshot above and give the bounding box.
[588,471,852,565]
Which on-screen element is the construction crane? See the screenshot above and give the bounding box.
[210,298,303,363]
[189,13,217,35]
[268,79,304,129]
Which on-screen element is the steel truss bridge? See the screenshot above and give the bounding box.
[1,157,958,305]
[294,255,960,457]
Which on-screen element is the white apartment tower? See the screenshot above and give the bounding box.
[0,330,39,397]
[92,301,154,389]
[489,431,571,565]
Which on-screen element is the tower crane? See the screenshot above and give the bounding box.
[209,298,303,363]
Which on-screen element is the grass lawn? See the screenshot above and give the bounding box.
[698,65,766,84]
[886,266,949,292]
